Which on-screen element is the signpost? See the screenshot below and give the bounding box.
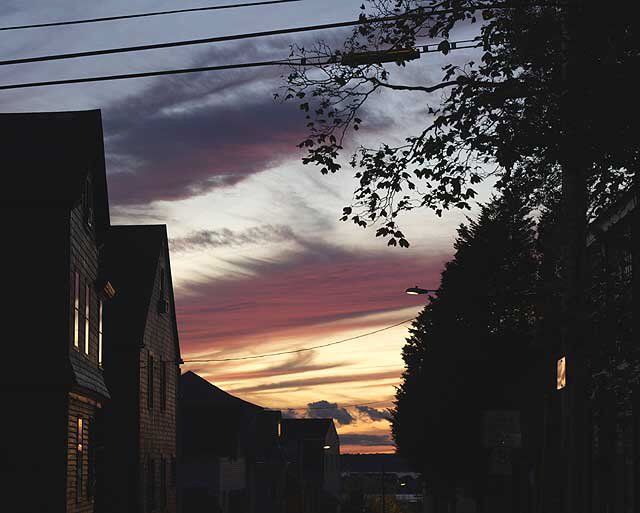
[483,410,521,477]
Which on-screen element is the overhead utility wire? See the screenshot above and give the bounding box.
[0,0,304,32]
[0,38,480,91]
[0,7,494,67]
[181,318,415,363]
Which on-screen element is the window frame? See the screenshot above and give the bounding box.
[84,284,91,355]
[148,353,154,411]
[160,360,166,412]
[73,271,80,349]
[98,300,103,367]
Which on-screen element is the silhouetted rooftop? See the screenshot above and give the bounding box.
[0,110,110,230]
[102,225,181,361]
[280,418,335,441]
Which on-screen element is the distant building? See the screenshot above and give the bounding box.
[0,110,114,512]
[100,225,182,513]
[281,419,341,513]
[341,454,422,513]
[178,371,263,513]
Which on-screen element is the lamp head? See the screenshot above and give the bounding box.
[405,286,434,295]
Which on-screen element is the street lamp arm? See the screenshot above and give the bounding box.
[405,286,437,295]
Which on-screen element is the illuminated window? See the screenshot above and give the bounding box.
[98,300,103,367]
[77,418,84,500]
[73,272,80,348]
[557,357,566,390]
[84,285,90,355]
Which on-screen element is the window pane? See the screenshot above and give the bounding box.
[160,361,166,411]
[98,301,103,367]
[148,355,154,410]
[74,272,80,347]
[84,285,90,355]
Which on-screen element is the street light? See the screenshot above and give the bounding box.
[405,286,437,295]
[323,445,331,450]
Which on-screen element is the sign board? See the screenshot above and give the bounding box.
[557,356,566,390]
[483,410,521,448]
[489,447,512,475]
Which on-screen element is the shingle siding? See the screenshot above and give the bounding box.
[139,250,179,513]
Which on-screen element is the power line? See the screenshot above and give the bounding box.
[0,57,291,91]
[181,318,415,362]
[0,38,480,91]
[0,7,491,68]
[0,0,304,32]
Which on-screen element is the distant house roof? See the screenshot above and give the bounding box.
[280,418,335,441]
[179,371,262,411]
[179,371,263,459]
[102,225,181,361]
[0,109,110,231]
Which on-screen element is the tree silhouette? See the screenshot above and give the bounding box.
[391,193,538,497]
[280,0,636,244]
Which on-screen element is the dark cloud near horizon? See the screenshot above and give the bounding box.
[306,400,354,425]
[340,434,392,447]
[170,224,296,252]
[356,405,391,422]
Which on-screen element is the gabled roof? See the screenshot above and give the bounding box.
[179,371,262,411]
[102,225,181,361]
[0,110,110,231]
[179,371,263,458]
[281,418,335,441]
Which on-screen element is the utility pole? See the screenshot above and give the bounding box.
[558,1,589,512]
[381,460,386,513]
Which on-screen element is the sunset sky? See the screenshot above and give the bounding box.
[2,0,491,453]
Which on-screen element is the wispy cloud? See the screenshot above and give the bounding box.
[227,369,401,394]
[170,225,297,252]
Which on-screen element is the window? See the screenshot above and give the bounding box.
[147,457,156,512]
[159,268,165,299]
[84,285,90,355]
[160,361,166,412]
[98,300,103,367]
[83,175,94,229]
[160,456,167,509]
[73,272,80,348]
[148,354,154,410]
[76,418,84,501]
[170,457,176,487]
